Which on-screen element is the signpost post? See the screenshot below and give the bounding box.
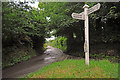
[72,3,100,66]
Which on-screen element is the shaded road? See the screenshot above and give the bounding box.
[2,46,66,78]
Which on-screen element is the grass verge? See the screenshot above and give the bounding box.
[26,59,118,78]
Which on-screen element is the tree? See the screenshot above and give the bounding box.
[2,2,49,54]
[38,2,85,53]
[38,2,120,55]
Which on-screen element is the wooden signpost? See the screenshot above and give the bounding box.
[72,12,84,20]
[72,3,100,66]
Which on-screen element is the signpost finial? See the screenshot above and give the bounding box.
[83,4,89,8]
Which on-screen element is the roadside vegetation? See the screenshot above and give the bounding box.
[2,2,46,68]
[2,2,119,78]
[45,36,67,51]
[26,59,118,78]
[2,46,36,68]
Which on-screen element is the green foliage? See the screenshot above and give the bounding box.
[2,2,48,37]
[2,2,120,68]
[47,36,67,51]
[89,53,119,61]
[89,2,120,43]
[38,2,120,54]
[2,46,36,68]
[2,2,49,49]
[26,59,118,78]
[2,2,47,68]
[38,2,83,36]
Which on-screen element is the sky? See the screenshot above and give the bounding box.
[27,1,39,8]
[14,0,39,8]
[45,36,56,41]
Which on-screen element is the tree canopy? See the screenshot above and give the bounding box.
[36,2,120,53]
[2,2,120,55]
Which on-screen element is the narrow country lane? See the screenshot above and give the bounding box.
[2,46,66,78]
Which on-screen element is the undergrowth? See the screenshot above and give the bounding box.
[2,46,36,68]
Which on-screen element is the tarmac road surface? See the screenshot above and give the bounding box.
[2,46,66,78]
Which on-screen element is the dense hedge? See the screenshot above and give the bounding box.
[46,36,67,51]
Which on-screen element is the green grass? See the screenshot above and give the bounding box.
[26,59,118,78]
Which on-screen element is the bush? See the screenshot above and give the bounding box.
[46,36,67,51]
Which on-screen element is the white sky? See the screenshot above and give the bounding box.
[27,1,39,8]
[45,36,56,41]
[14,0,39,8]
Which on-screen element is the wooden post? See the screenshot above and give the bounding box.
[83,4,89,66]
[72,3,100,66]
